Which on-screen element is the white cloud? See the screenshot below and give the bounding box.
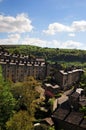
[68,33,75,37]
[43,23,70,35]
[0,34,83,49]
[43,20,86,35]
[21,37,82,49]
[20,37,63,48]
[0,13,33,33]
[62,40,82,49]
[0,34,20,45]
[71,21,86,32]
[21,37,49,47]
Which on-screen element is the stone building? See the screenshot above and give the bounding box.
[43,83,60,95]
[52,107,86,130]
[0,47,84,85]
[69,92,80,110]
[0,48,46,82]
[0,60,46,82]
[69,89,86,111]
[56,69,83,90]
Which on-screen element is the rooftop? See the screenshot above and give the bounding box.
[70,92,80,98]
[58,95,68,105]
[60,69,83,75]
[80,118,86,128]
[65,111,84,125]
[45,83,60,89]
[42,117,54,126]
[52,108,70,120]
[79,96,86,107]
[76,88,84,94]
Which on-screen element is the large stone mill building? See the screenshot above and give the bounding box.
[0,47,53,82]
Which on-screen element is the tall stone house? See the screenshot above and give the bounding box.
[56,69,83,90]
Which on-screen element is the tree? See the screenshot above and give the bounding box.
[11,77,40,113]
[79,106,86,115]
[6,110,34,130]
[0,65,4,84]
[80,72,86,89]
[34,124,55,130]
[0,66,16,129]
[7,77,40,129]
[34,124,49,130]
[0,81,16,129]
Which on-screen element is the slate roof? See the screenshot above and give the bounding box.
[52,106,86,129]
[70,92,80,98]
[80,118,86,128]
[79,95,86,107]
[52,108,70,120]
[65,111,84,125]
[42,117,54,126]
[58,95,68,105]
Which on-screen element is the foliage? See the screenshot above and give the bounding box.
[11,77,40,113]
[34,124,55,130]
[55,93,62,98]
[0,81,16,129]
[79,72,86,89]
[4,45,86,64]
[0,65,4,84]
[6,76,40,130]
[1,45,86,130]
[79,106,86,115]
[3,45,86,73]
[49,126,55,130]
[48,98,55,106]
[6,110,34,130]
[0,67,40,130]
[34,124,49,130]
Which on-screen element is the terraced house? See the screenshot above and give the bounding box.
[0,47,53,82]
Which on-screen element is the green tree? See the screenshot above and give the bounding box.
[34,124,55,130]
[0,65,4,84]
[11,77,40,113]
[79,106,86,115]
[34,124,49,130]
[7,77,40,129]
[80,72,86,89]
[6,110,34,130]
[0,81,16,129]
[49,126,55,130]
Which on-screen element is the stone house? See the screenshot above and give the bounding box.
[44,83,60,95]
[56,69,83,90]
[69,92,80,111]
[69,89,86,111]
[52,107,86,130]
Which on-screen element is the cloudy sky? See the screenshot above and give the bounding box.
[0,0,86,49]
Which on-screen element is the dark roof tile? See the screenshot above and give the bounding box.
[52,108,70,120]
[80,118,86,128]
[65,111,84,125]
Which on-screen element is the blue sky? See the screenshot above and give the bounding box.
[0,0,86,49]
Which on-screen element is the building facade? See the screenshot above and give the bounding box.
[56,69,83,90]
[0,49,47,82]
[0,47,84,85]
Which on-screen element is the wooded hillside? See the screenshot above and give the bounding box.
[1,45,86,63]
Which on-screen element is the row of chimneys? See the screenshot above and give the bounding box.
[0,49,45,66]
[0,58,45,66]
